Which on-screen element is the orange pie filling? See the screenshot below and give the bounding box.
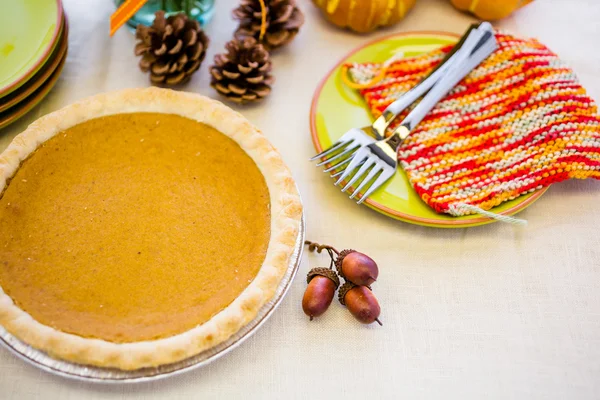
[0,113,271,343]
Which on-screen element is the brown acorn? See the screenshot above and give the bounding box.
[339,282,382,325]
[302,267,340,321]
[336,250,379,286]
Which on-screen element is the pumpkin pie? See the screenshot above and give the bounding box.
[0,88,302,370]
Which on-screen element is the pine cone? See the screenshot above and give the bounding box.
[135,11,209,85]
[233,0,304,50]
[210,38,274,104]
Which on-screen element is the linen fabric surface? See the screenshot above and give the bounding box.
[0,0,599,399]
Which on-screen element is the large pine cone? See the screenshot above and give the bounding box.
[233,0,304,50]
[135,11,209,85]
[210,38,274,104]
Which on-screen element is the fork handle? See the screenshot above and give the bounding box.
[395,26,497,136]
[370,23,486,139]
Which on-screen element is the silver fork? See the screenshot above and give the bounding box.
[337,29,499,204]
[311,22,490,174]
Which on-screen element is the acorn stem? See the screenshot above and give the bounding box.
[304,240,340,255]
[310,316,314,321]
[375,318,383,326]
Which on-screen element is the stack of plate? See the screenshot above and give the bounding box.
[0,0,67,129]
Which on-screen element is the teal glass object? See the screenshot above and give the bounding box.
[114,0,215,30]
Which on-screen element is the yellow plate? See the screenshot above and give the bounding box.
[0,0,63,98]
[310,31,547,228]
[0,18,67,130]
[0,14,67,113]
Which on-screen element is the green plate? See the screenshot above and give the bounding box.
[0,14,67,113]
[310,31,547,228]
[0,0,63,98]
[0,15,67,130]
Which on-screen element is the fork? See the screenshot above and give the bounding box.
[337,29,499,204]
[310,23,490,173]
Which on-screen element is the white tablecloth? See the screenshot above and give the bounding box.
[1,0,600,398]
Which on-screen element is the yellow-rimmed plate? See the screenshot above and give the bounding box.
[310,31,547,228]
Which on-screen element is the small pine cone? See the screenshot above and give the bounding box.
[233,0,304,50]
[210,38,274,104]
[334,249,356,277]
[307,267,340,289]
[135,11,209,85]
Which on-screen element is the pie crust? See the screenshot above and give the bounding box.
[0,88,302,370]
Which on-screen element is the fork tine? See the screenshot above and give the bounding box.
[316,144,360,167]
[341,158,376,193]
[323,156,352,173]
[330,169,344,178]
[356,168,395,204]
[330,159,365,178]
[349,165,383,199]
[310,140,350,161]
[334,147,370,186]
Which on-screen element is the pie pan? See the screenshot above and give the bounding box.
[0,215,304,383]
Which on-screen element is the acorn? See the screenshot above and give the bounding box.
[302,267,340,321]
[338,282,382,325]
[336,250,379,286]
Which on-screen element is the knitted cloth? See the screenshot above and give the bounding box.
[346,32,600,217]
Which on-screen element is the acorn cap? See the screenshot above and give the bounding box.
[306,267,340,288]
[337,281,356,305]
[334,249,356,277]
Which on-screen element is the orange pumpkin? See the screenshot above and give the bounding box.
[311,0,417,33]
[450,0,534,20]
